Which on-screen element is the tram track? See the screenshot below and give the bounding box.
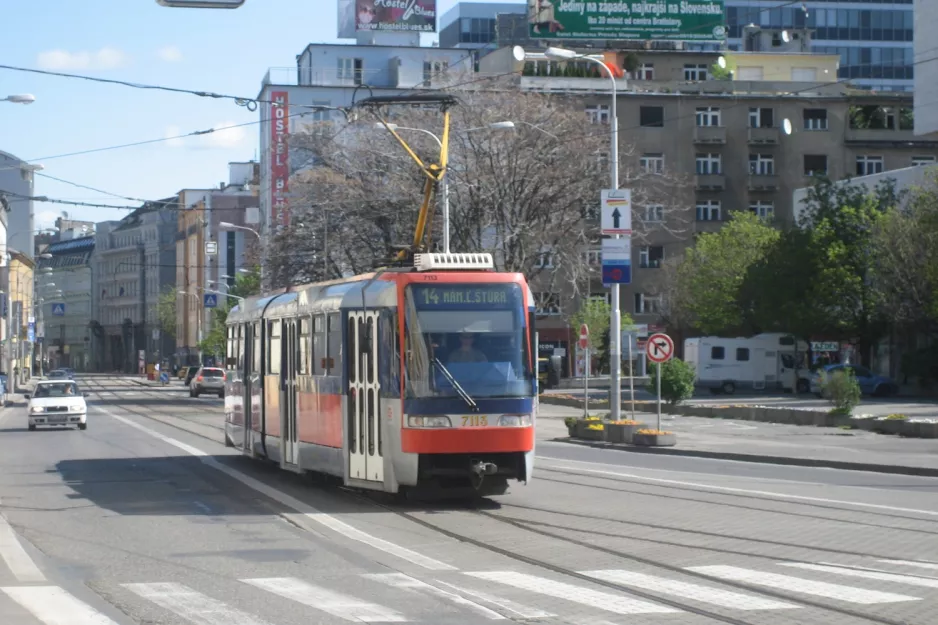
[81,376,923,625]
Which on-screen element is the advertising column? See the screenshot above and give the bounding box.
[270,91,290,228]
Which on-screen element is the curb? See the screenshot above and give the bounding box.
[554,437,938,478]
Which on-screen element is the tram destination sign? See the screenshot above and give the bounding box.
[412,284,520,309]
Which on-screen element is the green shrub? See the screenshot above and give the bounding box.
[646,359,696,405]
[821,369,861,413]
[884,413,908,420]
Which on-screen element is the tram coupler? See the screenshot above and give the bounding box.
[470,459,497,477]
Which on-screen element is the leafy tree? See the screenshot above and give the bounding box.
[570,299,635,374]
[156,285,178,339]
[198,267,261,357]
[672,211,779,335]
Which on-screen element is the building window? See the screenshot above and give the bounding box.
[636,63,654,80]
[696,200,721,221]
[683,64,708,81]
[644,205,664,223]
[749,201,774,219]
[585,104,609,124]
[639,246,664,269]
[582,249,602,267]
[640,106,665,128]
[748,107,774,128]
[804,154,828,176]
[696,153,721,174]
[589,293,610,305]
[534,251,555,269]
[856,155,884,176]
[535,292,561,316]
[912,156,936,166]
[803,108,828,131]
[337,57,363,84]
[422,60,449,85]
[695,106,721,127]
[640,153,665,173]
[749,154,775,175]
[633,293,662,314]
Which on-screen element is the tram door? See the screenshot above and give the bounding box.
[241,323,253,452]
[347,311,383,482]
[280,319,299,467]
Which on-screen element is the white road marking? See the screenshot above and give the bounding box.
[364,573,505,619]
[686,565,921,604]
[465,571,680,615]
[0,510,46,582]
[99,408,455,571]
[537,460,938,517]
[433,579,555,619]
[1,585,119,625]
[122,582,270,625]
[242,577,408,622]
[878,559,938,571]
[779,562,938,589]
[581,569,798,611]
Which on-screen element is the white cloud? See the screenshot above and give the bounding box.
[200,122,248,149]
[36,47,129,71]
[157,45,183,62]
[164,125,186,148]
[35,210,60,229]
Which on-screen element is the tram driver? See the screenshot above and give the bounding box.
[448,333,488,364]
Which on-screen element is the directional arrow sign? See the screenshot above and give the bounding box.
[601,189,632,235]
[645,332,674,363]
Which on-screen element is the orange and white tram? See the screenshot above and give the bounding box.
[223,253,537,497]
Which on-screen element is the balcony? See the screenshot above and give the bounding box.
[520,75,623,94]
[695,174,726,191]
[748,127,780,145]
[693,126,727,144]
[263,66,384,88]
[844,127,920,146]
[748,174,779,191]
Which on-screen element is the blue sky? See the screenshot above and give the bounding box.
[0,0,493,229]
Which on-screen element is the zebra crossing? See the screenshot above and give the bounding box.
[2,559,936,624]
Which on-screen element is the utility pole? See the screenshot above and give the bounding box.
[139,243,146,373]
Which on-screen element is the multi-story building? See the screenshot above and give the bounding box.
[913,0,937,136]
[3,250,35,381]
[91,198,177,372]
[726,1,915,92]
[257,43,472,247]
[439,2,527,61]
[36,236,94,372]
[479,44,937,376]
[175,162,259,366]
[0,149,38,265]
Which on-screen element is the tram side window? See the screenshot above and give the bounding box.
[313,315,326,375]
[378,311,400,398]
[299,317,310,375]
[269,321,281,375]
[252,322,261,373]
[238,324,246,370]
[327,313,341,375]
[226,327,234,367]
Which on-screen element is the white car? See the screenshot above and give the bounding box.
[24,380,88,431]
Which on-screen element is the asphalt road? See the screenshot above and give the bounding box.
[0,374,936,625]
[547,387,938,418]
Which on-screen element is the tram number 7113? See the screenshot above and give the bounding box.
[462,415,489,427]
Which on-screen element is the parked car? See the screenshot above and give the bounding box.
[189,367,225,398]
[810,364,899,398]
[46,369,70,380]
[24,380,87,430]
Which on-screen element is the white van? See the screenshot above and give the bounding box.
[684,333,811,395]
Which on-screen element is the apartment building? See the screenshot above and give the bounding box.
[37,236,94,372]
[175,162,259,366]
[92,198,177,372]
[478,45,936,376]
[913,0,937,137]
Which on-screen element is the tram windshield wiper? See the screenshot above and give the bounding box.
[432,358,478,411]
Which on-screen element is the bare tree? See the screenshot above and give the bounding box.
[267,83,692,299]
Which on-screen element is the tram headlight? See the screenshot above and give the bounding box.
[407,416,452,428]
[498,414,532,427]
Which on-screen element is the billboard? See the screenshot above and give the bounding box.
[338,0,436,37]
[527,0,726,41]
[269,91,290,228]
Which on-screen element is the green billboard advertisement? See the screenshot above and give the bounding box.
[528,1,726,41]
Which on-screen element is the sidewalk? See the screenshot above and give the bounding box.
[537,403,938,477]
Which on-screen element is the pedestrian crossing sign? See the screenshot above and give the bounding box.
[51,303,65,316]
[203,293,218,308]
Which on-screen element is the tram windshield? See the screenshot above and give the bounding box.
[403,283,534,399]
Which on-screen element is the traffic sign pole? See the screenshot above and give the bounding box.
[645,332,674,432]
[579,324,589,418]
[656,363,661,431]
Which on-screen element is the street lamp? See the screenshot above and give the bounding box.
[373,121,514,254]
[219,222,260,239]
[517,45,628,420]
[2,94,35,105]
